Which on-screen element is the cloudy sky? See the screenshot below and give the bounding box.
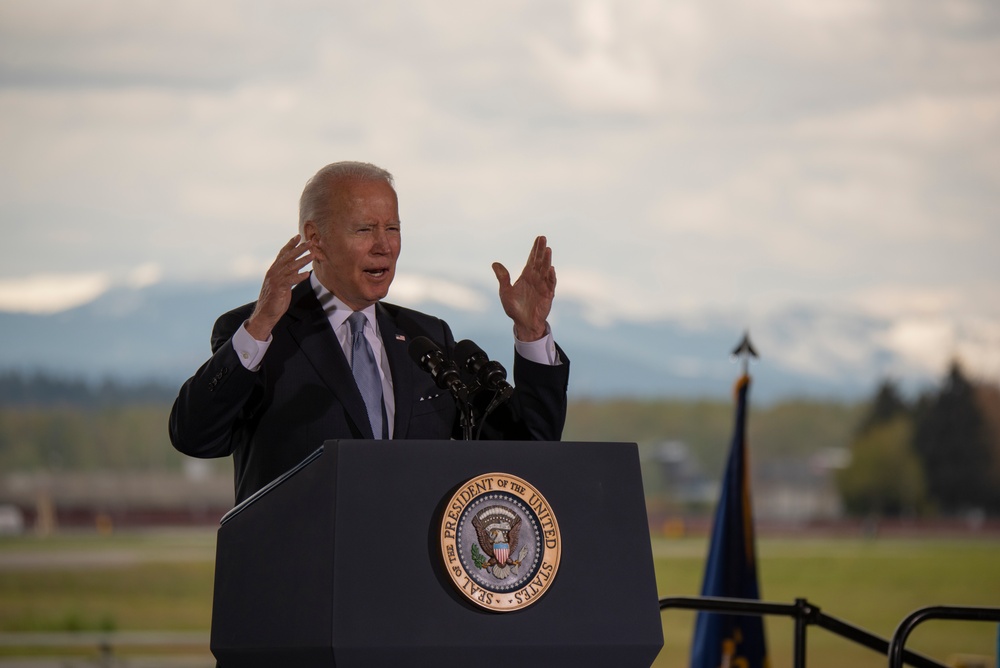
[1,1,998,384]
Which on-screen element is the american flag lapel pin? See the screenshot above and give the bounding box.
[396,334,406,342]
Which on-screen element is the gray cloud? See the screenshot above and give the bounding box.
[1,0,998,381]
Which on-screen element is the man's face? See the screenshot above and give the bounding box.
[307,178,401,311]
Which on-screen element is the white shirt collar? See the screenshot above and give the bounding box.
[310,273,378,332]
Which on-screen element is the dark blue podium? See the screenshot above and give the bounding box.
[211,440,663,667]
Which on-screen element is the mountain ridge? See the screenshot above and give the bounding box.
[0,277,945,403]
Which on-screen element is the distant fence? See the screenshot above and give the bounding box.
[0,631,212,667]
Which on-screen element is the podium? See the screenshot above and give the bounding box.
[211,440,663,667]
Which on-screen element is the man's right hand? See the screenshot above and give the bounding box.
[245,235,317,341]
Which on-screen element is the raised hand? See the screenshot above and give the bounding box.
[492,236,556,342]
[246,235,317,340]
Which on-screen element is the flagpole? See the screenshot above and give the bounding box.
[689,331,767,668]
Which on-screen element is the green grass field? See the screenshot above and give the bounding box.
[655,536,1000,667]
[1,529,998,667]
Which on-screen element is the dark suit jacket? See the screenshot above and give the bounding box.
[169,280,570,503]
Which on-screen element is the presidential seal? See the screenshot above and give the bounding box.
[440,472,561,612]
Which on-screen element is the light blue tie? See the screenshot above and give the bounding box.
[348,311,385,439]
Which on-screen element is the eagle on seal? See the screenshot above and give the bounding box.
[472,505,522,570]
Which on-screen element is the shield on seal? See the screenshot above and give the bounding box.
[494,542,509,566]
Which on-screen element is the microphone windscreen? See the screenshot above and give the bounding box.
[407,336,440,366]
[454,339,484,366]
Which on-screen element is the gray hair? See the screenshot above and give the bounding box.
[298,161,395,233]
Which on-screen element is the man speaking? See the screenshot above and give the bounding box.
[169,161,570,504]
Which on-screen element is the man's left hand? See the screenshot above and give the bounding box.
[492,235,556,342]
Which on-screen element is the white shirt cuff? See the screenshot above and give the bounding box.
[513,325,561,366]
[232,321,271,371]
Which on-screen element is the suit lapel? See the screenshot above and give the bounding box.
[284,281,375,439]
[377,303,415,439]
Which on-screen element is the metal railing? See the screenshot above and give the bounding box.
[888,605,1000,668]
[659,595,952,668]
[4,603,998,667]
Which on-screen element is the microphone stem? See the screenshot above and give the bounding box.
[460,397,475,440]
[474,389,506,440]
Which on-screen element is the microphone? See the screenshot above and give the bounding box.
[408,336,468,399]
[454,339,514,400]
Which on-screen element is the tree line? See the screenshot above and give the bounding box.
[0,371,177,407]
[836,362,1000,517]
[0,371,191,472]
[3,367,1000,517]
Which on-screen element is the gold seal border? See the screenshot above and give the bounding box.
[440,472,561,612]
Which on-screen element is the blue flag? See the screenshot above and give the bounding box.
[690,374,768,668]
